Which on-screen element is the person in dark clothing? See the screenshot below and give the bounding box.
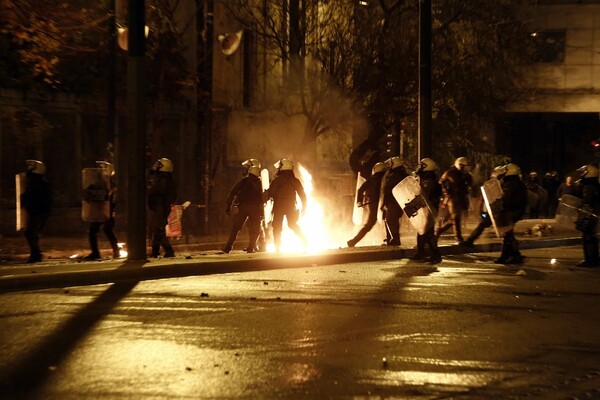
[147,157,177,258]
[543,171,561,217]
[574,164,600,267]
[266,158,308,252]
[556,175,577,200]
[84,161,120,260]
[21,160,52,263]
[409,158,443,263]
[347,162,386,248]
[381,156,410,246]
[435,157,473,244]
[494,163,528,264]
[222,164,264,253]
[526,171,547,218]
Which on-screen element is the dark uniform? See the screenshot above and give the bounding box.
[381,163,409,245]
[495,170,528,264]
[147,168,177,258]
[267,168,307,251]
[347,168,386,247]
[574,165,600,267]
[22,168,52,263]
[223,172,263,253]
[410,166,442,263]
[436,164,472,243]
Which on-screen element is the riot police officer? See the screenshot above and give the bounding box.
[222,163,264,253]
[21,160,53,263]
[381,156,409,245]
[266,159,308,252]
[347,162,386,248]
[147,157,177,258]
[84,161,119,260]
[410,158,442,263]
[436,156,473,244]
[574,164,600,267]
[494,163,528,264]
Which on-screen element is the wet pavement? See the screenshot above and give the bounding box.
[0,245,599,399]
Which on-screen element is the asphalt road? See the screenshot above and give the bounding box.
[0,245,599,399]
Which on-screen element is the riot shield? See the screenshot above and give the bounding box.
[261,168,273,224]
[82,168,110,222]
[392,176,435,235]
[166,205,183,237]
[555,194,586,228]
[352,172,366,225]
[15,173,26,231]
[481,178,512,238]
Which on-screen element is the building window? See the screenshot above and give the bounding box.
[532,30,566,63]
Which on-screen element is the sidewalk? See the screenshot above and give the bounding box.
[0,219,582,293]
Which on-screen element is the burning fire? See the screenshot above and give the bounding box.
[118,243,127,258]
[267,163,342,253]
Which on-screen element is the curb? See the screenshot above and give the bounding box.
[0,236,581,293]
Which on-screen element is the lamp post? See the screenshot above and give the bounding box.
[418,0,432,161]
[126,0,147,261]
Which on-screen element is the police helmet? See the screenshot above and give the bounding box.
[418,158,436,172]
[454,157,470,171]
[25,160,46,174]
[385,156,403,170]
[96,161,115,176]
[274,159,294,171]
[248,166,261,177]
[372,162,387,174]
[491,165,506,179]
[242,158,261,168]
[578,164,599,179]
[155,158,173,172]
[505,163,521,177]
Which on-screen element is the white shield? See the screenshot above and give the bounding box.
[392,176,435,235]
[15,173,26,231]
[481,178,512,238]
[261,168,273,224]
[82,168,110,222]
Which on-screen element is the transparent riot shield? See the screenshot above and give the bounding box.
[15,173,26,231]
[392,175,435,235]
[555,194,586,229]
[352,172,366,225]
[82,168,110,222]
[481,178,512,238]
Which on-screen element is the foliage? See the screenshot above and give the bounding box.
[0,0,193,101]
[222,0,536,172]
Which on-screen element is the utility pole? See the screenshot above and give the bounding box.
[418,0,432,161]
[126,0,147,261]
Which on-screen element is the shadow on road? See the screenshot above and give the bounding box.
[0,280,138,398]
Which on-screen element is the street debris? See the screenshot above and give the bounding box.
[524,223,553,237]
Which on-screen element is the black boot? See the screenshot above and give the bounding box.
[163,244,175,258]
[151,245,160,258]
